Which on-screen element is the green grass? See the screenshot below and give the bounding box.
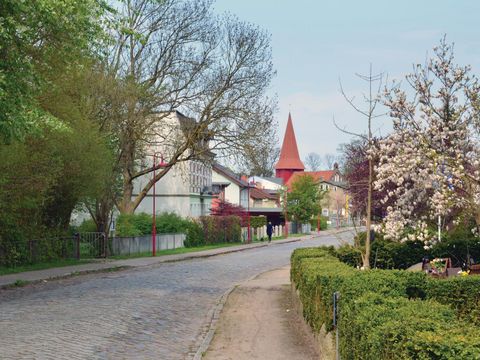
[109,242,242,260]
[0,259,92,276]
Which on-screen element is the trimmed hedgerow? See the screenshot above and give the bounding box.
[340,292,480,360]
[291,247,480,359]
[425,275,480,325]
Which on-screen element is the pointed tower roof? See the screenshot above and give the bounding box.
[275,113,305,170]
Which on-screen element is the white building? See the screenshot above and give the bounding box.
[211,163,249,208]
[133,111,215,218]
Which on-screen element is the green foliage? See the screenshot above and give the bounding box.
[115,212,190,237]
[425,276,480,325]
[291,247,480,359]
[335,245,363,268]
[77,219,97,233]
[199,215,242,245]
[184,220,205,248]
[250,216,267,228]
[309,216,328,230]
[285,175,325,224]
[341,292,480,360]
[0,0,106,142]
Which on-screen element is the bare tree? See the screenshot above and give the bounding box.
[102,0,276,214]
[334,64,386,269]
[323,153,339,170]
[304,152,322,171]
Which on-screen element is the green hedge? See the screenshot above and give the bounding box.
[199,215,242,245]
[425,276,480,325]
[250,215,267,228]
[291,247,480,359]
[341,292,480,360]
[115,212,190,237]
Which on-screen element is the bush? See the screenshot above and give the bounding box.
[309,216,328,230]
[77,219,97,233]
[184,220,205,248]
[335,245,363,268]
[250,215,267,228]
[341,292,480,360]
[116,214,143,237]
[425,276,480,325]
[291,247,480,359]
[155,212,189,234]
[199,215,241,244]
[371,239,426,270]
[115,212,190,237]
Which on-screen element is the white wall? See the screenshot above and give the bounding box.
[212,170,241,205]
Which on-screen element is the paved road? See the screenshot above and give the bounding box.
[0,231,354,360]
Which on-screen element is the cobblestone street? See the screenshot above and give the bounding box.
[0,231,353,360]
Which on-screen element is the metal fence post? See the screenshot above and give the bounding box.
[74,233,80,260]
[333,291,340,360]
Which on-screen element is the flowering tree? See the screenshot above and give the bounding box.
[210,199,248,226]
[375,39,480,247]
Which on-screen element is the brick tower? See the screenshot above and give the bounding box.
[275,113,305,183]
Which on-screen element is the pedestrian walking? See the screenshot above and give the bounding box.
[267,221,273,243]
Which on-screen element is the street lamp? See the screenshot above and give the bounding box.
[284,189,288,238]
[150,152,168,256]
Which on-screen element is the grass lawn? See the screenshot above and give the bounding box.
[0,259,93,276]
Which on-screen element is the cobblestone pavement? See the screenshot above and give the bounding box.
[0,231,354,360]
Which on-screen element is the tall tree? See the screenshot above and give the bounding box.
[0,0,105,142]
[104,0,276,214]
[285,174,325,224]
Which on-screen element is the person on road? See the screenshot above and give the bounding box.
[267,222,273,243]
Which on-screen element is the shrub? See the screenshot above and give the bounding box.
[291,247,480,359]
[184,220,205,248]
[115,212,190,237]
[115,214,143,237]
[335,245,363,268]
[309,216,328,230]
[155,212,189,234]
[425,276,480,325]
[199,215,242,245]
[340,292,480,360]
[250,215,267,228]
[77,219,97,233]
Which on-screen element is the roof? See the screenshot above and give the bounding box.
[275,113,305,170]
[212,163,249,187]
[285,170,341,188]
[250,187,278,200]
[263,177,284,185]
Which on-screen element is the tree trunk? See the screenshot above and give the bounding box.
[363,158,373,269]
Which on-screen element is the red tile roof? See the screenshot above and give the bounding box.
[275,113,305,170]
[250,187,278,200]
[285,170,338,188]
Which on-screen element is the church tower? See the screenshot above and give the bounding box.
[275,113,305,183]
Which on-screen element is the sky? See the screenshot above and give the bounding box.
[213,0,480,161]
